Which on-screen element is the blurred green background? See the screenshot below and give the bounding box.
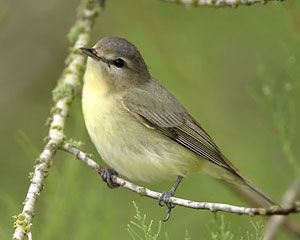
[1,0,300,239]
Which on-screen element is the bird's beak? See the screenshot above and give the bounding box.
[79,47,101,60]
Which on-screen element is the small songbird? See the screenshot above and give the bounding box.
[80,37,273,220]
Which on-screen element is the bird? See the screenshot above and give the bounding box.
[80,36,273,220]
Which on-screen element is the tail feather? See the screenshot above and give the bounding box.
[202,161,275,206]
[239,177,274,206]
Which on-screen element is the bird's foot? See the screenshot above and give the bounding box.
[101,168,120,188]
[158,190,175,222]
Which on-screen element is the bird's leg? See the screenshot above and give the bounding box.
[100,168,120,188]
[158,175,183,221]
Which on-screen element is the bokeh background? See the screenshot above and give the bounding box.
[1,0,300,239]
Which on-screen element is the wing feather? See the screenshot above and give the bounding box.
[122,88,240,176]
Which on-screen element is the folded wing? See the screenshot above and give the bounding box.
[122,88,241,177]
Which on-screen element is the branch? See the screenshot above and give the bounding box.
[263,177,300,240]
[62,143,300,217]
[160,0,284,7]
[12,1,104,239]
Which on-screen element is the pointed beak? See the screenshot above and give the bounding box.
[79,47,101,60]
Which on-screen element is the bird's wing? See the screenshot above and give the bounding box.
[122,88,240,177]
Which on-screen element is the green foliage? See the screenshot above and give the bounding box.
[127,202,192,240]
[211,215,264,240]
[127,201,162,240]
[184,230,191,240]
[244,221,264,240]
[249,60,299,175]
[211,215,234,240]
[254,63,295,142]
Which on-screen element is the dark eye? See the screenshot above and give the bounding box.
[112,58,125,68]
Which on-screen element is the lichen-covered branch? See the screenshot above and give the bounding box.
[160,0,284,7]
[12,1,104,239]
[263,177,300,240]
[62,143,300,217]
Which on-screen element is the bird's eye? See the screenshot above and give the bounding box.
[112,58,125,68]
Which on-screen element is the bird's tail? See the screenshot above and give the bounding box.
[202,162,274,207]
[238,176,274,206]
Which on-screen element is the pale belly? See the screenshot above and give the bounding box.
[82,92,202,183]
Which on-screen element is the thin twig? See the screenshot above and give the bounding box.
[62,143,300,217]
[263,177,300,240]
[160,0,284,7]
[12,1,104,239]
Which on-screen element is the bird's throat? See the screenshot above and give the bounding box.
[83,59,109,97]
